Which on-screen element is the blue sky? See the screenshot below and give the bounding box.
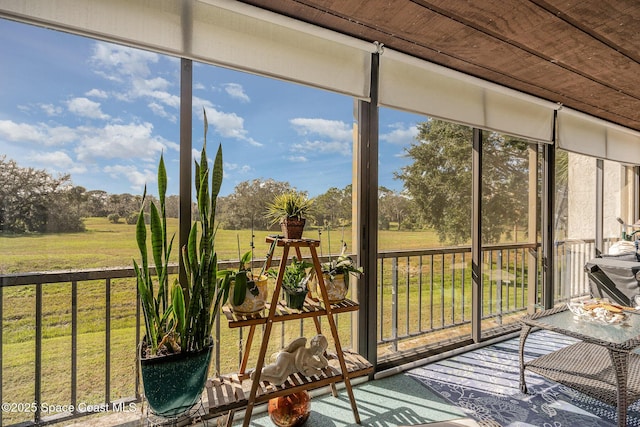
[0,18,424,197]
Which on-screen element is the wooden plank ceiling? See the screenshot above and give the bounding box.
[239,0,640,133]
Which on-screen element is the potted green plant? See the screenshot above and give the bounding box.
[220,250,268,314]
[320,243,364,303]
[134,111,229,418]
[265,191,314,239]
[268,256,313,310]
[221,237,280,314]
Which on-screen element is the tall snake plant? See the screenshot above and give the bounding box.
[134,109,228,357]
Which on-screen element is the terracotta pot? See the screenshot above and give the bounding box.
[322,273,348,303]
[280,217,306,240]
[268,390,311,427]
[229,275,268,314]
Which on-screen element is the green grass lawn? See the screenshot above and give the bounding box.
[0,217,529,424]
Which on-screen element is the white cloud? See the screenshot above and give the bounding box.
[203,106,262,147]
[291,139,351,156]
[148,102,177,123]
[0,120,75,146]
[67,97,110,120]
[225,162,252,174]
[223,83,250,103]
[90,42,178,116]
[0,120,45,142]
[75,122,178,162]
[39,103,63,116]
[290,118,352,141]
[90,42,158,78]
[288,118,353,156]
[47,126,78,145]
[380,122,418,145]
[32,150,72,166]
[85,89,108,99]
[30,150,87,174]
[287,155,308,162]
[103,164,155,191]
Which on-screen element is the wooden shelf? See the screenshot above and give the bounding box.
[204,351,373,416]
[222,297,360,328]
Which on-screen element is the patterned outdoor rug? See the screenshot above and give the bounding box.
[408,330,640,426]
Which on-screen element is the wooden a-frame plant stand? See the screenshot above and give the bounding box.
[204,236,373,426]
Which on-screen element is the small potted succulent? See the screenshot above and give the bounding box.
[265,191,314,239]
[269,256,313,310]
[320,243,364,303]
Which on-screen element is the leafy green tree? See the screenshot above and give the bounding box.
[68,186,88,217]
[218,179,294,230]
[378,187,418,230]
[0,156,85,233]
[165,195,180,218]
[395,120,531,244]
[311,186,352,227]
[85,190,109,217]
[108,193,140,219]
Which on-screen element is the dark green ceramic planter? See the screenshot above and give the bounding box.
[140,344,212,418]
[285,290,307,310]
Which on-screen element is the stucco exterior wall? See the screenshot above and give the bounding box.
[567,154,623,241]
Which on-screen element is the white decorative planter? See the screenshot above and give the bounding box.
[322,273,348,303]
[230,275,268,314]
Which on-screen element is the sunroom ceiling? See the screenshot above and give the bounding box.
[238,0,640,134]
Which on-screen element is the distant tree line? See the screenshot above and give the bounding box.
[1,119,532,240]
[0,157,419,234]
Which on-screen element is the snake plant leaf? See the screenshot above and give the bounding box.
[171,281,185,340]
[157,153,167,209]
[134,259,157,352]
[203,106,209,141]
[135,189,148,269]
[186,223,198,270]
[194,160,201,197]
[211,144,223,199]
[149,202,167,310]
[150,203,163,274]
[198,167,210,221]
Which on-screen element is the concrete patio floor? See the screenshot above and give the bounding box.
[62,373,470,427]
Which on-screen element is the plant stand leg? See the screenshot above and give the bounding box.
[309,245,361,423]
[242,244,291,427]
[239,325,256,376]
[224,409,235,427]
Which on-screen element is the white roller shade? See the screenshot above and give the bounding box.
[379,49,557,142]
[0,0,373,98]
[558,109,640,165]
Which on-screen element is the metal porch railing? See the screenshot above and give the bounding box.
[0,240,593,426]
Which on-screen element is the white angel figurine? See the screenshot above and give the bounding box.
[252,334,329,385]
